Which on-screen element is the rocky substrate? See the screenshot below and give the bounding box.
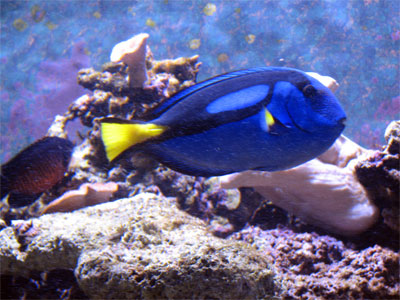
[233,226,399,299]
[0,194,274,299]
[1,193,398,299]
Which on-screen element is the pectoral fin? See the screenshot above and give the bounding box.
[264,107,275,128]
[260,107,277,134]
[261,107,291,135]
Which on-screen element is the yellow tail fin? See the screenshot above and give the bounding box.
[100,120,166,161]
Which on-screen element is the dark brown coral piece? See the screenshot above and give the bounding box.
[355,120,400,233]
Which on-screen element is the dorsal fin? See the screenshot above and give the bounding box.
[151,67,287,117]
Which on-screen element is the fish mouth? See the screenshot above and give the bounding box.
[287,113,346,134]
[284,102,347,133]
[335,116,347,133]
[338,117,347,127]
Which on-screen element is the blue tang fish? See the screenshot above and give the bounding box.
[101,67,346,176]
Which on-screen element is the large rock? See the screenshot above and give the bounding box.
[356,120,400,233]
[0,193,275,299]
[233,227,400,299]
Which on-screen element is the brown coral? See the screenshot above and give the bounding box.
[356,120,400,233]
[150,55,201,82]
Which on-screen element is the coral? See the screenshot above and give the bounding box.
[317,133,376,167]
[384,120,400,156]
[110,33,150,88]
[46,115,69,139]
[1,194,275,299]
[233,226,400,299]
[150,55,201,84]
[77,54,200,101]
[219,135,378,236]
[42,182,118,214]
[151,166,206,210]
[306,72,339,92]
[10,220,41,252]
[356,120,400,233]
[71,49,200,128]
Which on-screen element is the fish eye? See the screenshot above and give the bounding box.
[303,84,318,98]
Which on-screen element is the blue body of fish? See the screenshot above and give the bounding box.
[101,67,346,176]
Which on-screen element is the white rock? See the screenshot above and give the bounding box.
[110,33,149,88]
[219,135,378,236]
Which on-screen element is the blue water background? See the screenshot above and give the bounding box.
[1,0,399,162]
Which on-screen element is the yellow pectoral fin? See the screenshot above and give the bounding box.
[101,121,166,161]
[264,107,275,128]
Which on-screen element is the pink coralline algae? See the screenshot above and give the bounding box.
[233,227,400,299]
